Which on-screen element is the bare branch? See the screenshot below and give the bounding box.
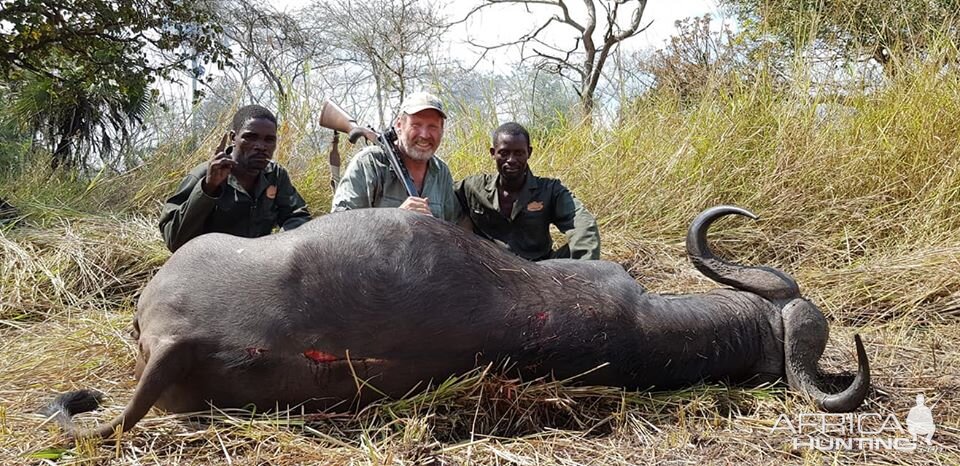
[463,0,648,116]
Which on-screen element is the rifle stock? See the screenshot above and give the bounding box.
[318,99,419,197]
[318,99,357,134]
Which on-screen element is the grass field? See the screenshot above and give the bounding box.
[1,66,959,464]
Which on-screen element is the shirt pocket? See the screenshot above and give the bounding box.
[255,197,279,230]
[427,198,446,219]
[518,207,550,234]
[379,192,408,208]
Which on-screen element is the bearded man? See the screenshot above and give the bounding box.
[331,92,459,222]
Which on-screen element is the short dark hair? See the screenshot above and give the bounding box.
[232,105,277,131]
[491,122,531,147]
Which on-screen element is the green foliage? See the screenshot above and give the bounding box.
[0,0,228,83]
[723,0,960,73]
[0,0,231,170]
[8,64,152,171]
[0,98,31,175]
[24,448,70,460]
[637,15,751,103]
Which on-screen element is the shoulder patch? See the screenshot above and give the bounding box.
[266,185,277,199]
[527,200,544,212]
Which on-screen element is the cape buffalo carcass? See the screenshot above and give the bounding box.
[45,206,869,439]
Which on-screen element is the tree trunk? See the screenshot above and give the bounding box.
[374,72,385,129]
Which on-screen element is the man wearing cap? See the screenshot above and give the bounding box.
[331,92,459,222]
[456,122,600,261]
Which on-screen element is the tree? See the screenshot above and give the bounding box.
[464,0,650,117]
[0,0,231,170]
[0,86,31,175]
[215,0,320,113]
[722,0,960,76]
[637,15,743,101]
[305,0,449,128]
[8,65,151,172]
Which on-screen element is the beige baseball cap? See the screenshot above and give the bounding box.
[399,92,446,118]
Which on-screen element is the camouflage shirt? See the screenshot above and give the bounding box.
[159,161,311,252]
[331,146,460,222]
[456,170,600,261]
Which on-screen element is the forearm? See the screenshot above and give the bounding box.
[280,207,311,230]
[159,179,216,252]
[555,193,601,260]
[276,172,312,231]
[565,207,601,260]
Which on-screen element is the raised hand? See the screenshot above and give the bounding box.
[203,132,237,197]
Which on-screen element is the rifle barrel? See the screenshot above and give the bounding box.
[379,130,418,197]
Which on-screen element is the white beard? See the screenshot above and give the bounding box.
[401,141,436,161]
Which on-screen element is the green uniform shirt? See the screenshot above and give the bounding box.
[456,170,600,261]
[331,145,460,222]
[159,161,311,252]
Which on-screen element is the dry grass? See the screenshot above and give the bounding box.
[3,46,960,466]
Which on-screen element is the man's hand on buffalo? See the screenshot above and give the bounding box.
[399,196,433,216]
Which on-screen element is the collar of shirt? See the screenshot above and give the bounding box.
[226,161,277,199]
[382,152,446,196]
[481,168,539,220]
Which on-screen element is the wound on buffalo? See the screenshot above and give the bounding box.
[303,349,340,363]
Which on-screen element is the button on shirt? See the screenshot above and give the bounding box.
[331,145,460,222]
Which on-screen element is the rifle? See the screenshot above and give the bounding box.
[318,99,419,197]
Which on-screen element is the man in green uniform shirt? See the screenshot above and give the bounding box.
[456,122,600,261]
[331,92,459,222]
[159,105,311,252]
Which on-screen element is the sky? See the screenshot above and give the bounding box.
[454,1,723,47]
